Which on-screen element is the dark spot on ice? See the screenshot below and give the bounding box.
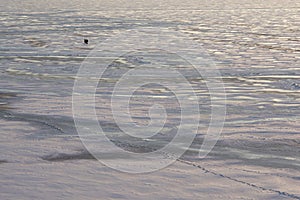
[41,151,95,162]
[110,194,126,199]
[84,39,89,44]
[291,83,300,90]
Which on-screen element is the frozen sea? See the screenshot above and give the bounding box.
[0,0,300,199]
